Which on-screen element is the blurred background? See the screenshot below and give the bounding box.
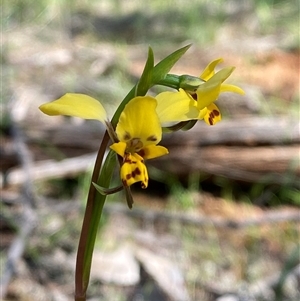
[1,0,299,300]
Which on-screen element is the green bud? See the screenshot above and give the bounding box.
[179,75,205,92]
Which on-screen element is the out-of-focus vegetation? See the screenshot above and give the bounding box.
[3,0,299,47]
[1,0,299,300]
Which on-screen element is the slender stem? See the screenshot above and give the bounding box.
[75,131,110,301]
[156,74,180,89]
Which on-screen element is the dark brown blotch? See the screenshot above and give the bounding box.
[138,149,145,158]
[123,131,131,141]
[131,167,141,178]
[212,110,220,117]
[191,93,197,100]
[147,135,157,142]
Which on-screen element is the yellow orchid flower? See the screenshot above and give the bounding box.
[39,93,168,189]
[156,58,245,126]
[110,96,168,188]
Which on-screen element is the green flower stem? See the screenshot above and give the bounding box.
[156,74,181,89]
[75,131,111,301]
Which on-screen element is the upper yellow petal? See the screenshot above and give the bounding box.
[116,96,162,147]
[39,93,107,123]
[196,80,221,110]
[196,67,235,109]
[200,58,223,81]
[156,89,199,125]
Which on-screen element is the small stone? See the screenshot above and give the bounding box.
[90,245,140,286]
[216,294,239,301]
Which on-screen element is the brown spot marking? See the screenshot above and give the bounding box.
[191,93,197,100]
[138,149,145,157]
[208,117,213,125]
[131,167,141,178]
[124,156,132,163]
[123,131,131,141]
[147,135,157,142]
[133,167,141,176]
[126,174,132,180]
[212,110,220,116]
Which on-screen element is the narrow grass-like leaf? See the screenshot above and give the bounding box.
[135,46,154,96]
[111,86,136,128]
[112,45,191,128]
[181,119,198,131]
[152,44,191,85]
[92,182,123,195]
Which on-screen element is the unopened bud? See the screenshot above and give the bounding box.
[179,75,205,92]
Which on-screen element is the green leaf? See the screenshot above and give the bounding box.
[151,44,191,85]
[111,86,136,127]
[111,44,191,127]
[124,186,134,209]
[163,121,190,133]
[135,46,154,96]
[181,119,198,131]
[111,47,154,127]
[82,150,117,289]
[92,182,123,195]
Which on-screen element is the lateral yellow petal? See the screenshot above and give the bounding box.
[116,96,162,147]
[110,141,127,158]
[39,93,107,123]
[221,84,245,95]
[203,103,222,125]
[200,58,223,81]
[156,89,199,124]
[139,145,169,160]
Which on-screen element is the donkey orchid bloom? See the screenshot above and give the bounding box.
[156,58,244,126]
[110,96,168,188]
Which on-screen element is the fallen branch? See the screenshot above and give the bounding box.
[103,203,300,229]
[1,153,97,187]
[153,145,300,185]
[27,117,299,148]
[3,143,299,188]
[163,117,300,146]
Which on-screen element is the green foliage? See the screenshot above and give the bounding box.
[135,47,154,96]
[274,245,300,301]
[5,0,297,47]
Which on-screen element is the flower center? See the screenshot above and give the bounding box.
[126,138,143,154]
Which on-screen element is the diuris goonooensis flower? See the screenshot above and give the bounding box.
[39,94,168,189]
[156,58,245,126]
[110,96,168,188]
